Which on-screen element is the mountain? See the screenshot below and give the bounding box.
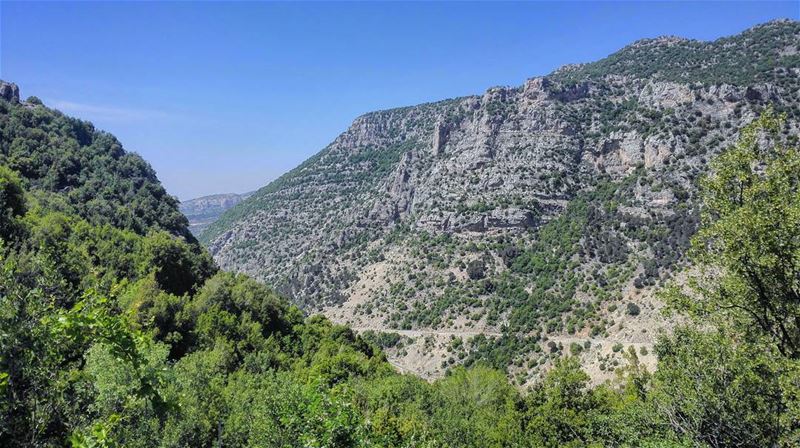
[0,81,194,241]
[3,20,800,448]
[0,82,381,446]
[202,20,800,384]
[0,80,215,300]
[180,192,253,236]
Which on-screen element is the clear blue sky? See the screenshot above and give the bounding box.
[2,1,798,200]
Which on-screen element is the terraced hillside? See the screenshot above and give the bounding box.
[203,20,800,384]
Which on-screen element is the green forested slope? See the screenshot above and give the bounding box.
[0,89,193,240]
[553,19,800,86]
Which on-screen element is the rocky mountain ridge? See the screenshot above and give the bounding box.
[203,20,800,383]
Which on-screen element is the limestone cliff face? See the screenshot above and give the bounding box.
[204,20,800,314]
[202,21,800,382]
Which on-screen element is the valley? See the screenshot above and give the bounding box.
[201,19,800,384]
[180,192,253,236]
[2,10,800,447]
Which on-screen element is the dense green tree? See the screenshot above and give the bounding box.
[431,365,523,447]
[666,109,800,358]
[0,250,77,447]
[0,165,25,241]
[187,273,300,345]
[524,357,615,447]
[647,327,783,447]
[351,374,435,446]
[656,109,800,447]
[142,230,215,297]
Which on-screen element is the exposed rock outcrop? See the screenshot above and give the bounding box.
[201,20,800,381]
[0,81,20,103]
[203,20,800,319]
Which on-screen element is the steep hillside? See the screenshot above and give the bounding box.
[204,20,800,384]
[0,85,379,447]
[180,192,253,236]
[0,81,194,241]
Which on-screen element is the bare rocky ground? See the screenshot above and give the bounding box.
[324,259,677,385]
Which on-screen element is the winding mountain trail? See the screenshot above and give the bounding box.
[349,326,651,347]
[348,326,504,338]
[353,325,658,383]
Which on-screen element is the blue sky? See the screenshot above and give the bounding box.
[2,1,798,200]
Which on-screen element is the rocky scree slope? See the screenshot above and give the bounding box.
[203,20,800,384]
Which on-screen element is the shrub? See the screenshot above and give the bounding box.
[466,259,486,280]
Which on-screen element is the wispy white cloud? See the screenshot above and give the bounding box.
[49,100,178,123]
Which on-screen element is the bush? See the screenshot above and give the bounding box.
[466,259,486,280]
[626,302,641,316]
[0,165,26,240]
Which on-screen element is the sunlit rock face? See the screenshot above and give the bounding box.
[204,20,800,335]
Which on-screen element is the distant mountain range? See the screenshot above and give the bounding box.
[180,192,253,236]
[200,20,800,384]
